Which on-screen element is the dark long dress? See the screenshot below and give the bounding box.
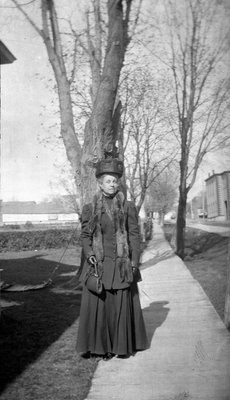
[76,196,148,356]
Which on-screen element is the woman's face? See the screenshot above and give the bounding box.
[99,174,119,196]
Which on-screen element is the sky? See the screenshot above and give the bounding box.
[0,0,229,203]
[0,1,68,202]
[1,44,58,201]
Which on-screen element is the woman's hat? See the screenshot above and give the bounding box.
[95,158,124,178]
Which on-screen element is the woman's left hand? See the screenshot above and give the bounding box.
[132,266,142,282]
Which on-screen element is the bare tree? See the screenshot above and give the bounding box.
[157,0,230,258]
[120,66,178,213]
[11,0,143,205]
[146,170,178,225]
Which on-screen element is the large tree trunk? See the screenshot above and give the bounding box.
[176,188,187,259]
[176,159,188,259]
[81,0,130,204]
[13,0,133,206]
[175,110,190,260]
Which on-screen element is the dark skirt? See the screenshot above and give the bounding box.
[76,283,149,356]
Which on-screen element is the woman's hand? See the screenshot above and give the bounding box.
[88,255,97,265]
[132,266,142,282]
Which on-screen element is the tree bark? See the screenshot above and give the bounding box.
[176,188,187,259]
[176,122,188,260]
[81,0,130,204]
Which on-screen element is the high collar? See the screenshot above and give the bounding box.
[102,191,118,199]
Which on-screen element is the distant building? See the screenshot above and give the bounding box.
[188,192,207,220]
[2,200,79,225]
[205,170,230,221]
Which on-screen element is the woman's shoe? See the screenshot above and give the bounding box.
[116,354,131,359]
[80,351,91,359]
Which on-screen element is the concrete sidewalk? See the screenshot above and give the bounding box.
[86,222,230,400]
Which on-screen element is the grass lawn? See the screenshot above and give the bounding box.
[164,224,229,322]
[0,247,98,400]
[184,231,228,322]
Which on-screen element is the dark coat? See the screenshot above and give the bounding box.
[79,200,141,290]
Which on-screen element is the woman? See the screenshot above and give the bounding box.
[76,158,148,360]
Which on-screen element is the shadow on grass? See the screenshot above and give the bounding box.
[0,254,82,394]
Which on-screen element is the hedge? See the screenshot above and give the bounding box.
[0,228,81,252]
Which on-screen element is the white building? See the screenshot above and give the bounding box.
[205,170,230,221]
[2,200,79,225]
